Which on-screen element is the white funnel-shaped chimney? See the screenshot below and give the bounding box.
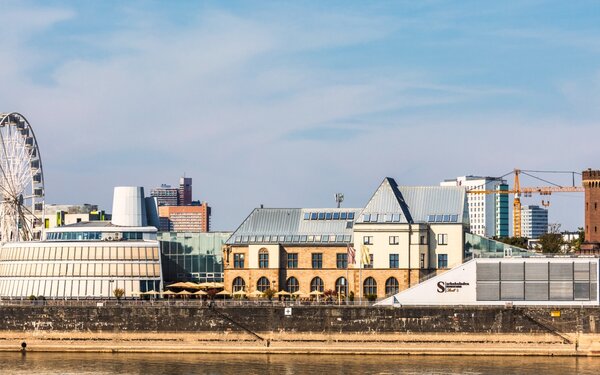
[111,187,148,227]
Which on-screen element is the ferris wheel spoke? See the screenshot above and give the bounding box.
[0,112,44,243]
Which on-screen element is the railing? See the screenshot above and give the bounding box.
[0,298,380,308]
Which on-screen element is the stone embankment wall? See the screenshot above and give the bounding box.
[0,305,597,335]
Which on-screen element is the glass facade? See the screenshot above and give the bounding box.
[158,231,230,283]
[0,242,161,298]
[465,232,536,259]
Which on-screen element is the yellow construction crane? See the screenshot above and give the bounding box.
[468,169,584,237]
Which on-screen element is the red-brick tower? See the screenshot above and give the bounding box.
[581,169,600,254]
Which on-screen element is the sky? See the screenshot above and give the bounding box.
[0,0,598,232]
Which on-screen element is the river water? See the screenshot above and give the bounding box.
[1,353,600,374]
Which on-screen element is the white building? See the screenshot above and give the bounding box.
[0,187,163,299]
[377,257,599,307]
[441,176,509,238]
[521,205,548,239]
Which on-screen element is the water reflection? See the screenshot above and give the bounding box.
[0,353,599,375]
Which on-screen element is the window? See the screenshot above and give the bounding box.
[325,212,332,220]
[437,233,448,245]
[385,277,399,296]
[389,236,399,245]
[287,253,298,268]
[318,212,325,220]
[233,253,245,268]
[336,253,348,269]
[363,277,377,297]
[364,254,374,269]
[420,235,427,245]
[340,212,347,220]
[420,253,425,269]
[348,212,355,220]
[286,277,299,293]
[363,236,373,245]
[258,248,269,269]
[312,253,322,269]
[232,277,245,292]
[303,212,310,220]
[392,213,400,222]
[335,277,348,296]
[310,277,324,292]
[257,277,270,292]
[333,212,340,220]
[363,214,371,222]
[389,254,399,268]
[438,254,448,269]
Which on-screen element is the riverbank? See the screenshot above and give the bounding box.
[1,304,599,356]
[1,331,599,356]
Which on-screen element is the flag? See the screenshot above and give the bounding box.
[347,245,356,265]
[361,245,371,266]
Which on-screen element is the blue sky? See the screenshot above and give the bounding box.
[1,0,598,231]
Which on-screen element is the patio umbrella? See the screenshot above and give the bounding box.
[216,290,232,296]
[274,290,291,297]
[248,290,264,298]
[309,290,324,296]
[161,290,177,296]
[143,291,160,296]
[232,290,247,297]
[193,290,208,296]
[177,290,193,296]
[167,282,191,289]
[291,291,305,298]
[199,282,224,289]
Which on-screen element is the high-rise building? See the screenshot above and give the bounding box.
[178,177,192,206]
[150,184,179,206]
[158,203,211,232]
[521,205,548,239]
[441,176,509,237]
[580,169,600,254]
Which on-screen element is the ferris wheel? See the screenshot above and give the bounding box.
[0,112,45,242]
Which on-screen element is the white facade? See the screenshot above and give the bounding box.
[0,186,163,299]
[112,187,148,227]
[441,176,508,238]
[521,205,548,239]
[377,257,599,306]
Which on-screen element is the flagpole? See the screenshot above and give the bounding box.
[359,245,362,304]
[345,243,349,305]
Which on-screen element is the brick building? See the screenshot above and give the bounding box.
[223,178,469,300]
[580,169,600,254]
[158,203,211,233]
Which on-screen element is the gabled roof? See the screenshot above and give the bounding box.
[226,207,361,245]
[357,178,413,223]
[356,177,467,224]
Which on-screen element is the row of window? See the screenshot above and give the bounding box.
[426,214,459,223]
[46,232,144,241]
[0,262,161,278]
[0,246,160,262]
[232,234,352,244]
[233,252,445,269]
[231,276,401,297]
[361,213,401,223]
[0,279,161,298]
[303,212,356,221]
[362,235,433,246]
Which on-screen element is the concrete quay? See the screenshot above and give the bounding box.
[0,304,599,356]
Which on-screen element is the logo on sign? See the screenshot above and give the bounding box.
[437,281,469,293]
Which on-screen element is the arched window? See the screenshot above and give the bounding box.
[286,277,299,293]
[335,277,348,296]
[232,277,246,292]
[310,277,324,292]
[257,277,270,292]
[363,277,377,297]
[385,277,399,296]
[258,248,269,269]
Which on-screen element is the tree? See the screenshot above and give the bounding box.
[113,288,125,301]
[495,236,528,249]
[263,288,276,301]
[538,233,564,253]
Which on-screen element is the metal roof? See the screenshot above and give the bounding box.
[226,208,360,245]
[357,177,467,224]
